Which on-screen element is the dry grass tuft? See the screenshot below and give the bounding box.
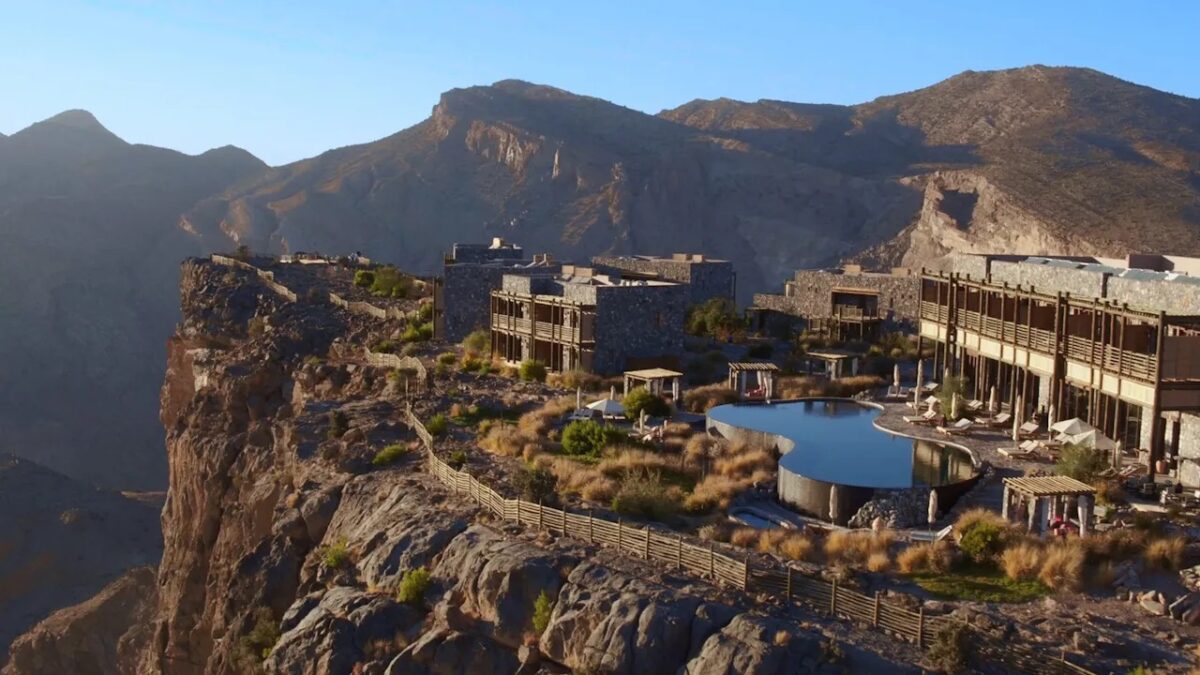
[953,508,1008,536]
[1038,542,1086,591]
[773,630,791,647]
[598,448,683,479]
[777,375,884,400]
[517,397,575,437]
[1144,537,1186,571]
[824,530,894,567]
[479,425,537,457]
[1001,540,1044,581]
[777,533,816,562]
[897,541,954,574]
[729,527,761,548]
[866,552,891,573]
[682,384,740,413]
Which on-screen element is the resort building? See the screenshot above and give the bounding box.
[432,239,558,342]
[590,253,736,306]
[750,265,921,341]
[920,253,1200,486]
[490,265,687,374]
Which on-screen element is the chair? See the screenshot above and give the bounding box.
[1017,421,1040,439]
[984,412,1012,428]
[936,418,974,436]
[966,399,985,412]
[903,409,940,425]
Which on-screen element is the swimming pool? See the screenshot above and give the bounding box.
[707,399,981,523]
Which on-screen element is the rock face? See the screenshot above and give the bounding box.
[2,567,157,675]
[0,455,162,662]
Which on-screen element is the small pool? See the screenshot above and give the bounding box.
[707,399,980,523]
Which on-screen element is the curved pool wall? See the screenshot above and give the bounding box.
[707,398,982,526]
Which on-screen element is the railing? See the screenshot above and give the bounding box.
[1065,335,1156,382]
[490,314,589,343]
[832,305,878,321]
[364,349,428,387]
[919,300,948,323]
[403,404,1095,674]
[329,292,409,321]
[212,255,298,302]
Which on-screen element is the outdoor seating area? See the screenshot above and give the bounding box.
[1001,475,1097,537]
[623,367,683,401]
[726,361,779,400]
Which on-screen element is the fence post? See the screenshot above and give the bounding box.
[709,542,716,582]
[830,578,838,615]
[515,499,521,527]
[588,510,594,544]
[676,535,683,569]
[538,500,544,531]
[742,556,750,591]
[917,604,925,649]
[786,567,793,600]
[873,591,881,627]
[644,528,651,559]
[617,518,623,553]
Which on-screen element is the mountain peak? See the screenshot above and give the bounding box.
[41,109,109,132]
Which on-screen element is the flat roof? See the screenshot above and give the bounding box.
[728,362,780,372]
[806,349,860,360]
[1003,475,1096,497]
[624,368,684,379]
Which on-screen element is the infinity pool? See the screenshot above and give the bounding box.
[707,399,977,490]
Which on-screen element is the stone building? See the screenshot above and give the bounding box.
[490,265,686,374]
[590,253,735,306]
[750,265,921,340]
[921,252,1200,487]
[432,239,558,342]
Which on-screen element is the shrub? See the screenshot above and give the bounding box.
[519,359,548,382]
[682,384,739,413]
[1001,541,1044,581]
[1056,443,1109,483]
[374,339,397,354]
[532,590,554,635]
[480,425,537,457]
[248,316,267,339]
[462,329,490,356]
[234,606,281,667]
[1144,537,1185,570]
[611,470,679,521]
[778,533,816,562]
[417,302,433,322]
[369,266,412,298]
[898,541,953,574]
[401,322,433,342]
[321,540,350,569]
[561,420,622,458]
[687,298,747,340]
[546,369,603,392]
[824,530,895,567]
[353,269,375,287]
[953,508,1007,537]
[426,413,449,437]
[624,386,672,417]
[372,443,410,466]
[866,552,891,573]
[698,522,733,543]
[730,527,760,548]
[437,352,458,365]
[515,465,558,502]
[1038,543,1085,591]
[1093,480,1128,506]
[447,451,467,470]
[927,622,971,673]
[959,521,1007,565]
[396,567,431,607]
[326,410,349,440]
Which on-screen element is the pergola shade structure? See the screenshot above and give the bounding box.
[1001,475,1097,537]
[623,368,684,402]
[727,362,780,399]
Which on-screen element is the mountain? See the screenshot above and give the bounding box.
[0,454,161,662]
[0,112,265,489]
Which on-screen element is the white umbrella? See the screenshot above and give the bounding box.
[893,363,901,390]
[914,360,924,406]
[1051,418,1094,436]
[1012,395,1023,442]
[828,484,841,524]
[1066,429,1117,451]
[587,398,625,417]
[576,386,582,410]
[950,392,961,420]
[927,490,939,527]
[988,386,998,414]
[1047,405,1056,431]
[639,409,648,433]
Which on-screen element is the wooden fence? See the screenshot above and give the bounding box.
[329,292,407,321]
[366,349,428,387]
[211,255,298,302]
[405,403,1097,674]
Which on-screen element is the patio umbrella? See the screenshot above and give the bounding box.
[950,392,961,420]
[914,360,924,406]
[639,409,648,433]
[927,490,939,528]
[988,386,998,413]
[576,386,582,410]
[1066,429,1117,451]
[1051,418,1094,436]
[828,484,841,524]
[1047,405,1056,431]
[1012,395,1023,442]
[587,398,625,417]
[893,363,901,390]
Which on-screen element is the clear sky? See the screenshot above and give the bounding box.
[2,1,1196,166]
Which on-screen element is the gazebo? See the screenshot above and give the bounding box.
[727,362,780,399]
[1001,476,1097,537]
[623,368,683,401]
[805,349,862,379]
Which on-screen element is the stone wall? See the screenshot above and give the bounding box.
[1175,413,1200,488]
[988,261,1107,298]
[591,256,736,306]
[440,265,508,343]
[592,284,686,374]
[752,269,920,328]
[1107,277,1200,314]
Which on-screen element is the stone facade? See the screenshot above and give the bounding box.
[434,240,558,343]
[1174,413,1200,488]
[751,267,921,333]
[988,260,1108,298]
[591,254,736,306]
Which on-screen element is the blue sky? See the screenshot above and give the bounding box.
[2,1,1196,165]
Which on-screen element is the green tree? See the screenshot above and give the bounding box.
[686,298,746,340]
[519,360,547,382]
[561,420,622,457]
[515,465,558,502]
[532,590,554,635]
[1056,443,1109,483]
[936,375,970,420]
[396,567,431,607]
[622,387,671,420]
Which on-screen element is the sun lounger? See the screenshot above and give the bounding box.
[1017,421,1041,439]
[966,399,985,412]
[984,412,1012,428]
[903,409,940,425]
[921,382,938,393]
[999,439,1042,459]
[936,418,974,436]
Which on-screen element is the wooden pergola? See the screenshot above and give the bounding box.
[623,368,683,401]
[727,362,780,399]
[1001,475,1097,537]
[805,349,861,379]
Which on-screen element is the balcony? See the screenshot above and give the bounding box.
[491,313,592,343]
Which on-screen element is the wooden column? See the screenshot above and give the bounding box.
[1149,311,1167,476]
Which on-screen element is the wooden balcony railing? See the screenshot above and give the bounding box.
[491,313,592,344]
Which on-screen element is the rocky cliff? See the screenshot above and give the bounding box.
[4,259,918,675]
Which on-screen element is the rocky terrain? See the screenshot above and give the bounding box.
[0,454,162,664]
[0,259,922,674]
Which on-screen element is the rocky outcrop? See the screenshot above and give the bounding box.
[2,567,157,675]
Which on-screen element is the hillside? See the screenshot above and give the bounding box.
[0,113,265,489]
